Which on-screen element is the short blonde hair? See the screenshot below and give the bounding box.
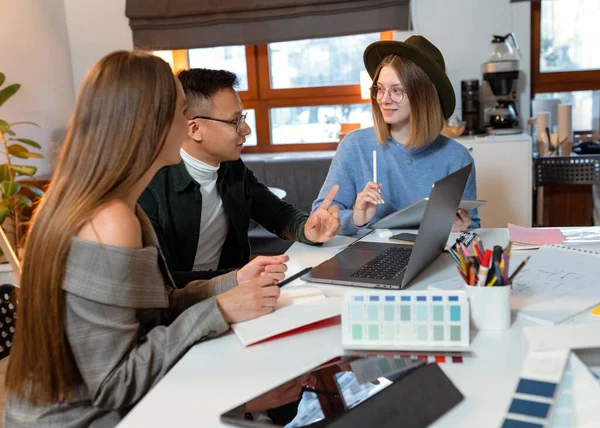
[371,55,445,149]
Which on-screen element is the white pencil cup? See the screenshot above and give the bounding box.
[465,286,511,331]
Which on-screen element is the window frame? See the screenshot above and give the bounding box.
[171,31,395,152]
[531,2,600,95]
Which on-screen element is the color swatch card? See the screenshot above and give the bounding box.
[502,349,570,428]
[342,291,470,351]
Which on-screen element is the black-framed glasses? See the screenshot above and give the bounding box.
[193,113,247,134]
[370,86,407,103]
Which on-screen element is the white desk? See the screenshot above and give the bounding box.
[118,229,596,428]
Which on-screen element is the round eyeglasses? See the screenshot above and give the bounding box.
[370,86,407,103]
[193,113,247,134]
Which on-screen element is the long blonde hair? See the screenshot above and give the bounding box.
[6,51,177,403]
[372,55,445,148]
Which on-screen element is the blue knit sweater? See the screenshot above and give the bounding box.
[312,127,480,236]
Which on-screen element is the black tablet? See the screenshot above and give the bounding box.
[220,353,463,428]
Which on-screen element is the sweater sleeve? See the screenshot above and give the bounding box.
[167,270,238,319]
[312,134,361,236]
[244,163,316,245]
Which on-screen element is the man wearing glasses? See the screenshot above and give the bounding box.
[139,68,341,288]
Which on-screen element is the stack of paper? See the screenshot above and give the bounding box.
[508,223,565,250]
[512,245,600,325]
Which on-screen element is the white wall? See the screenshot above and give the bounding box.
[63,0,132,93]
[0,0,75,176]
[400,0,531,125]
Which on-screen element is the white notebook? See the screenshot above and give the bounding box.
[231,287,340,346]
[512,245,600,325]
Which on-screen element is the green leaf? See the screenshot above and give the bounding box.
[10,138,41,149]
[0,121,15,137]
[11,165,37,176]
[0,206,8,225]
[15,194,32,207]
[9,121,39,128]
[0,73,5,87]
[6,144,43,159]
[1,181,20,197]
[0,164,9,182]
[7,144,30,158]
[0,84,20,108]
[21,183,44,197]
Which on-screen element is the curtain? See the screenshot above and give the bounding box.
[126,0,411,50]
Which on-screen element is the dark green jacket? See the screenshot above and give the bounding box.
[139,160,315,288]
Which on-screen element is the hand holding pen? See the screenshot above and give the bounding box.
[352,150,383,226]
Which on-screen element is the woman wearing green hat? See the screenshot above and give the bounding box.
[312,35,480,235]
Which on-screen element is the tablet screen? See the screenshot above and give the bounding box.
[220,354,424,427]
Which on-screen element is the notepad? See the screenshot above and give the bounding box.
[512,245,600,325]
[231,287,339,346]
[341,291,470,351]
[508,223,565,248]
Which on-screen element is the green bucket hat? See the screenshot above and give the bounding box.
[363,35,456,120]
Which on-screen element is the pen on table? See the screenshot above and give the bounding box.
[277,267,313,288]
[507,256,530,284]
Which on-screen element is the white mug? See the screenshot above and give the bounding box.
[466,286,511,331]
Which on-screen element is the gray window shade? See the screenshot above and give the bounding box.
[126,0,411,50]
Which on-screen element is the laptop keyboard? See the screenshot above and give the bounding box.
[351,246,412,281]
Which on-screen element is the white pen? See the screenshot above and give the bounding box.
[372,150,383,204]
[372,149,377,184]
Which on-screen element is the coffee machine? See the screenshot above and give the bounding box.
[482,33,522,135]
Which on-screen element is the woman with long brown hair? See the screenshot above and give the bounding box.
[4,50,286,427]
[312,35,480,235]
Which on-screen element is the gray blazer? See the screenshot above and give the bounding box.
[4,209,237,427]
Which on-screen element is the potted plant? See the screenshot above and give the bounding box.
[0,72,45,258]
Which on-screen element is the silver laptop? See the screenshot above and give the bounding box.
[303,164,472,290]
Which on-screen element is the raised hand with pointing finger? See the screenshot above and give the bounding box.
[304,184,341,242]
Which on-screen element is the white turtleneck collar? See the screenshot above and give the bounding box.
[180,148,219,186]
